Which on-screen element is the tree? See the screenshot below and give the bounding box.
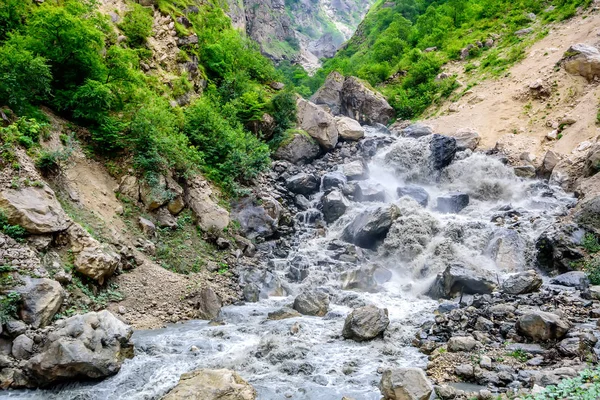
[0,0,28,41]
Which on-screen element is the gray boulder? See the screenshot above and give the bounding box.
[342,205,399,249]
[430,134,457,170]
[321,171,347,191]
[453,128,480,151]
[342,305,389,341]
[25,310,133,386]
[550,271,590,290]
[447,336,479,352]
[400,124,433,138]
[585,143,600,176]
[336,116,365,141]
[435,192,469,214]
[273,132,320,165]
[355,182,387,202]
[562,43,600,82]
[379,368,433,400]
[535,224,586,274]
[11,334,34,360]
[296,98,339,150]
[310,71,345,114]
[428,264,496,299]
[574,195,600,234]
[286,173,319,195]
[191,287,222,320]
[396,185,429,207]
[340,77,395,125]
[516,311,571,342]
[267,307,302,321]
[342,161,369,181]
[163,369,257,400]
[539,150,561,179]
[341,265,392,292]
[501,270,542,295]
[321,190,350,223]
[16,278,64,328]
[293,290,330,317]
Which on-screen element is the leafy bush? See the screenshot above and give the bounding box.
[583,233,600,253]
[524,365,600,400]
[0,291,20,323]
[0,0,28,41]
[0,210,27,241]
[119,3,153,47]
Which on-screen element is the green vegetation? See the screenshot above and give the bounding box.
[0,291,20,323]
[583,233,600,253]
[0,210,27,242]
[506,348,529,362]
[281,0,592,120]
[524,365,600,400]
[0,0,293,195]
[583,257,600,285]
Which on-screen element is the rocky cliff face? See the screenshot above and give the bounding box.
[226,0,375,71]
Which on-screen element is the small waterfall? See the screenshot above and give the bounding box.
[2,132,576,400]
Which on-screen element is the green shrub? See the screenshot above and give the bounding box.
[119,3,153,47]
[583,233,600,253]
[583,257,600,285]
[524,365,600,400]
[0,210,27,241]
[0,0,28,41]
[0,291,20,323]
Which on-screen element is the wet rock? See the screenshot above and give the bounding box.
[453,128,480,151]
[516,311,571,342]
[25,311,133,386]
[163,369,257,400]
[235,199,280,240]
[574,195,600,234]
[186,176,230,232]
[138,217,156,237]
[267,307,301,320]
[539,150,561,178]
[336,116,365,141]
[550,271,589,290]
[321,190,350,223]
[428,264,496,299]
[396,185,429,207]
[273,132,320,165]
[400,124,433,138]
[501,270,542,295]
[535,224,586,274]
[430,134,457,170]
[514,165,536,178]
[321,171,347,191]
[355,182,387,202]
[0,186,70,234]
[435,192,469,214]
[192,288,222,320]
[562,43,600,82]
[379,367,433,400]
[286,173,319,195]
[342,205,399,249]
[340,76,395,125]
[293,290,330,317]
[310,71,345,114]
[341,265,391,292]
[296,98,339,150]
[16,278,64,328]
[447,336,479,352]
[343,305,389,341]
[11,335,34,360]
[342,160,369,181]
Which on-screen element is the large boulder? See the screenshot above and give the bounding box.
[516,311,571,342]
[355,182,387,203]
[538,150,562,179]
[435,192,469,214]
[118,175,140,201]
[396,185,429,207]
[25,310,133,386]
[550,271,590,290]
[273,131,320,164]
[321,190,350,223]
[310,71,345,114]
[400,124,433,138]
[65,224,121,285]
[191,287,222,320]
[0,186,70,234]
[429,134,457,170]
[535,224,586,274]
[340,77,395,125]
[286,173,319,195]
[140,174,170,211]
[585,143,600,176]
[163,369,257,400]
[501,270,542,295]
[574,195,600,234]
[321,171,347,191]
[379,368,433,400]
[335,116,365,141]
[342,305,389,341]
[342,161,369,181]
[16,278,64,328]
[342,205,399,249]
[296,98,339,150]
[452,128,480,151]
[341,264,392,292]
[293,290,330,317]
[428,264,496,299]
[447,336,479,352]
[186,176,230,232]
[562,43,600,82]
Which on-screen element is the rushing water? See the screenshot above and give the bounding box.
[1,130,576,400]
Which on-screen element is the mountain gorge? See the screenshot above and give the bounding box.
[1,0,600,399]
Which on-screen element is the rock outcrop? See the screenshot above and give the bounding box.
[296,98,339,150]
[562,43,600,81]
[273,132,320,164]
[16,278,64,328]
[340,77,395,125]
[186,176,230,232]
